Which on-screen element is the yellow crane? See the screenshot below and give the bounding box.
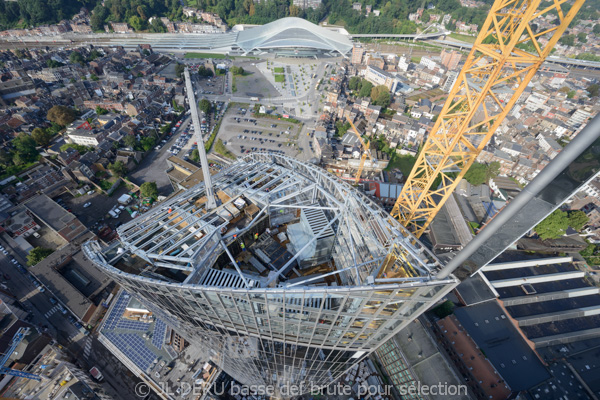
[346,117,375,184]
[391,0,585,238]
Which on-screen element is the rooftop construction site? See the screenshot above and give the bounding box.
[88,153,449,287]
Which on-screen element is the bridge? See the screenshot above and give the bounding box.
[435,39,600,70]
[349,31,450,40]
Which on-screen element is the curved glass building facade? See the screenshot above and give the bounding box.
[83,153,458,395]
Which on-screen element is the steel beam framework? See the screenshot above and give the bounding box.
[391,0,585,237]
[84,154,459,395]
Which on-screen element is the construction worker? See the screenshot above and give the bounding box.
[240,242,246,251]
[254,232,259,240]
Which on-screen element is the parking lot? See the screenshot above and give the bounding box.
[167,101,226,162]
[218,106,308,158]
[191,65,227,96]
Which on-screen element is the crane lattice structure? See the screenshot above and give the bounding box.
[346,117,374,184]
[391,0,585,237]
[0,328,42,381]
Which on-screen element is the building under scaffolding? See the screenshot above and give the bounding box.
[83,153,458,396]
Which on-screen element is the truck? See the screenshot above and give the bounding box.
[250,97,259,102]
[117,194,132,205]
[89,367,104,381]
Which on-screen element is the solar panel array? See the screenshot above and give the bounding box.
[103,293,130,330]
[152,319,167,350]
[117,319,151,332]
[104,332,156,371]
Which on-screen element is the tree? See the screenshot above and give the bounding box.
[358,81,373,98]
[0,149,12,166]
[577,32,587,44]
[580,243,596,257]
[88,49,101,61]
[567,90,576,99]
[535,209,569,239]
[60,143,89,154]
[27,247,53,266]
[149,18,167,33]
[96,106,109,115]
[12,133,39,164]
[140,136,156,152]
[197,65,214,77]
[108,160,128,177]
[348,76,362,91]
[128,15,146,31]
[371,85,391,108]
[463,162,487,185]
[175,63,186,78]
[90,4,109,31]
[47,105,76,126]
[191,149,200,162]
[231,66,245,75]
[69,51,85,65]
[140,181,158,200]
[559,34,576,46]
[199,99,212,114]
[123,135,137,149]
[46,59,64,68]
[31,127,51,146]
[335,121,351,137]
[432,300,455,318]
[587,84,599,98]
[568,210,589,231]
[594,24,600,34]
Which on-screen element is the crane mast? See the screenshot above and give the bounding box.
[0,328,42,381]
[391,0,585,237]
[346,117,374,184]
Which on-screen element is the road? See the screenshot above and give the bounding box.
[128,116,192,196]
[0,236,141,400]
[0,236,81,340]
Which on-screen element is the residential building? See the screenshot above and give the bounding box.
[292,0,322,8]
[351,44,365,65]
[440,49,461,70]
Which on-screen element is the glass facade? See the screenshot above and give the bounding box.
[83,154,457,396]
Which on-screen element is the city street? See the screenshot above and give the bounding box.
[0,235,144,400]
[128,115,192,196]
[0,238,81,344]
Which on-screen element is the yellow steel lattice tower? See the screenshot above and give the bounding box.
[346,117,374,184]
[391,0,585,237]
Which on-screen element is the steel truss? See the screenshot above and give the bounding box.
[391,0,585,237]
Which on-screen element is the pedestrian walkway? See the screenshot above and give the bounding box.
[44,305,60,318]
[83,336,93,359]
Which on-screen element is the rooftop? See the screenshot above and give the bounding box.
[454,301,551,391]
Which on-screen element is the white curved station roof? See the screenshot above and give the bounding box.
[235,17,353,56]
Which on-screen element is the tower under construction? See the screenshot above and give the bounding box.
[83,153,458,395]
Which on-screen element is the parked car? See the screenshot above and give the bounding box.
[83,202,92,208]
